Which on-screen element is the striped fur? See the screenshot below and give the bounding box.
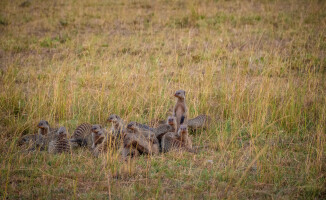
[187,115,211,130]
[70,123,92,148]
[161,125,194,153]
[48,127,70,154]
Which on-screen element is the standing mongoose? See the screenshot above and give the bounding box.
[69,123,93,149]
[161,125,194,153]
[173,90,188,130]
[124,122,159,156]
[187,115,211,130]
[48,127,71,154]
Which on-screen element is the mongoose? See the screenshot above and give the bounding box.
[91,124,106,149]
[69,123,93,149]
[37,120,57,136]
[152,116,177,150]
[167,116,177,133]
[17,134,45,150]
[20,120,57,151]
[161,125,194,153]
[48,127,71,154]
[187,115,211,130]
[177,125,192,149]
[124,122,159,156]
[121,144,140,159]
[91,124,120,157]
[173,90,188,130]
[107,114,154,136]
[107,114,126,139]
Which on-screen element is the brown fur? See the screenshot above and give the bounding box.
[173,90,188,130]
[48,127,71,154]
[161,125,194,153]
[122,122,159,157]
[187,114,211,130]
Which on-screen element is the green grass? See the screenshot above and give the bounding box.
[1,0,325,199]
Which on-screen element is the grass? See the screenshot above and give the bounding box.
[0,0,325,199]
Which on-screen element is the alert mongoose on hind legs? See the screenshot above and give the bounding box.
[173,90,188,130]
[48,127,71,154]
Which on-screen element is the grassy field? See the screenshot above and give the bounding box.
[1,0,325,199]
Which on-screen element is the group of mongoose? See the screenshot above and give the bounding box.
[18,90,211,158]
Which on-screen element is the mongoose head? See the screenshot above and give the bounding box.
[91,124,103,135]
[57,127,67,137]
[107,114,121,123]
[177,125,188,137]
[167,116,177,126]
[174,90,186,100]
[37,120,50,129]
[127,122,138,132]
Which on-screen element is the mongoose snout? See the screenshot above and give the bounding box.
[178,125,188,136]
[37,120,49,129]
[174,90,186,99]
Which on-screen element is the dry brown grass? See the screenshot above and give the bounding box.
[0,0,325,199]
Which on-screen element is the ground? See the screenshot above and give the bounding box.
[0,0,325,199]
